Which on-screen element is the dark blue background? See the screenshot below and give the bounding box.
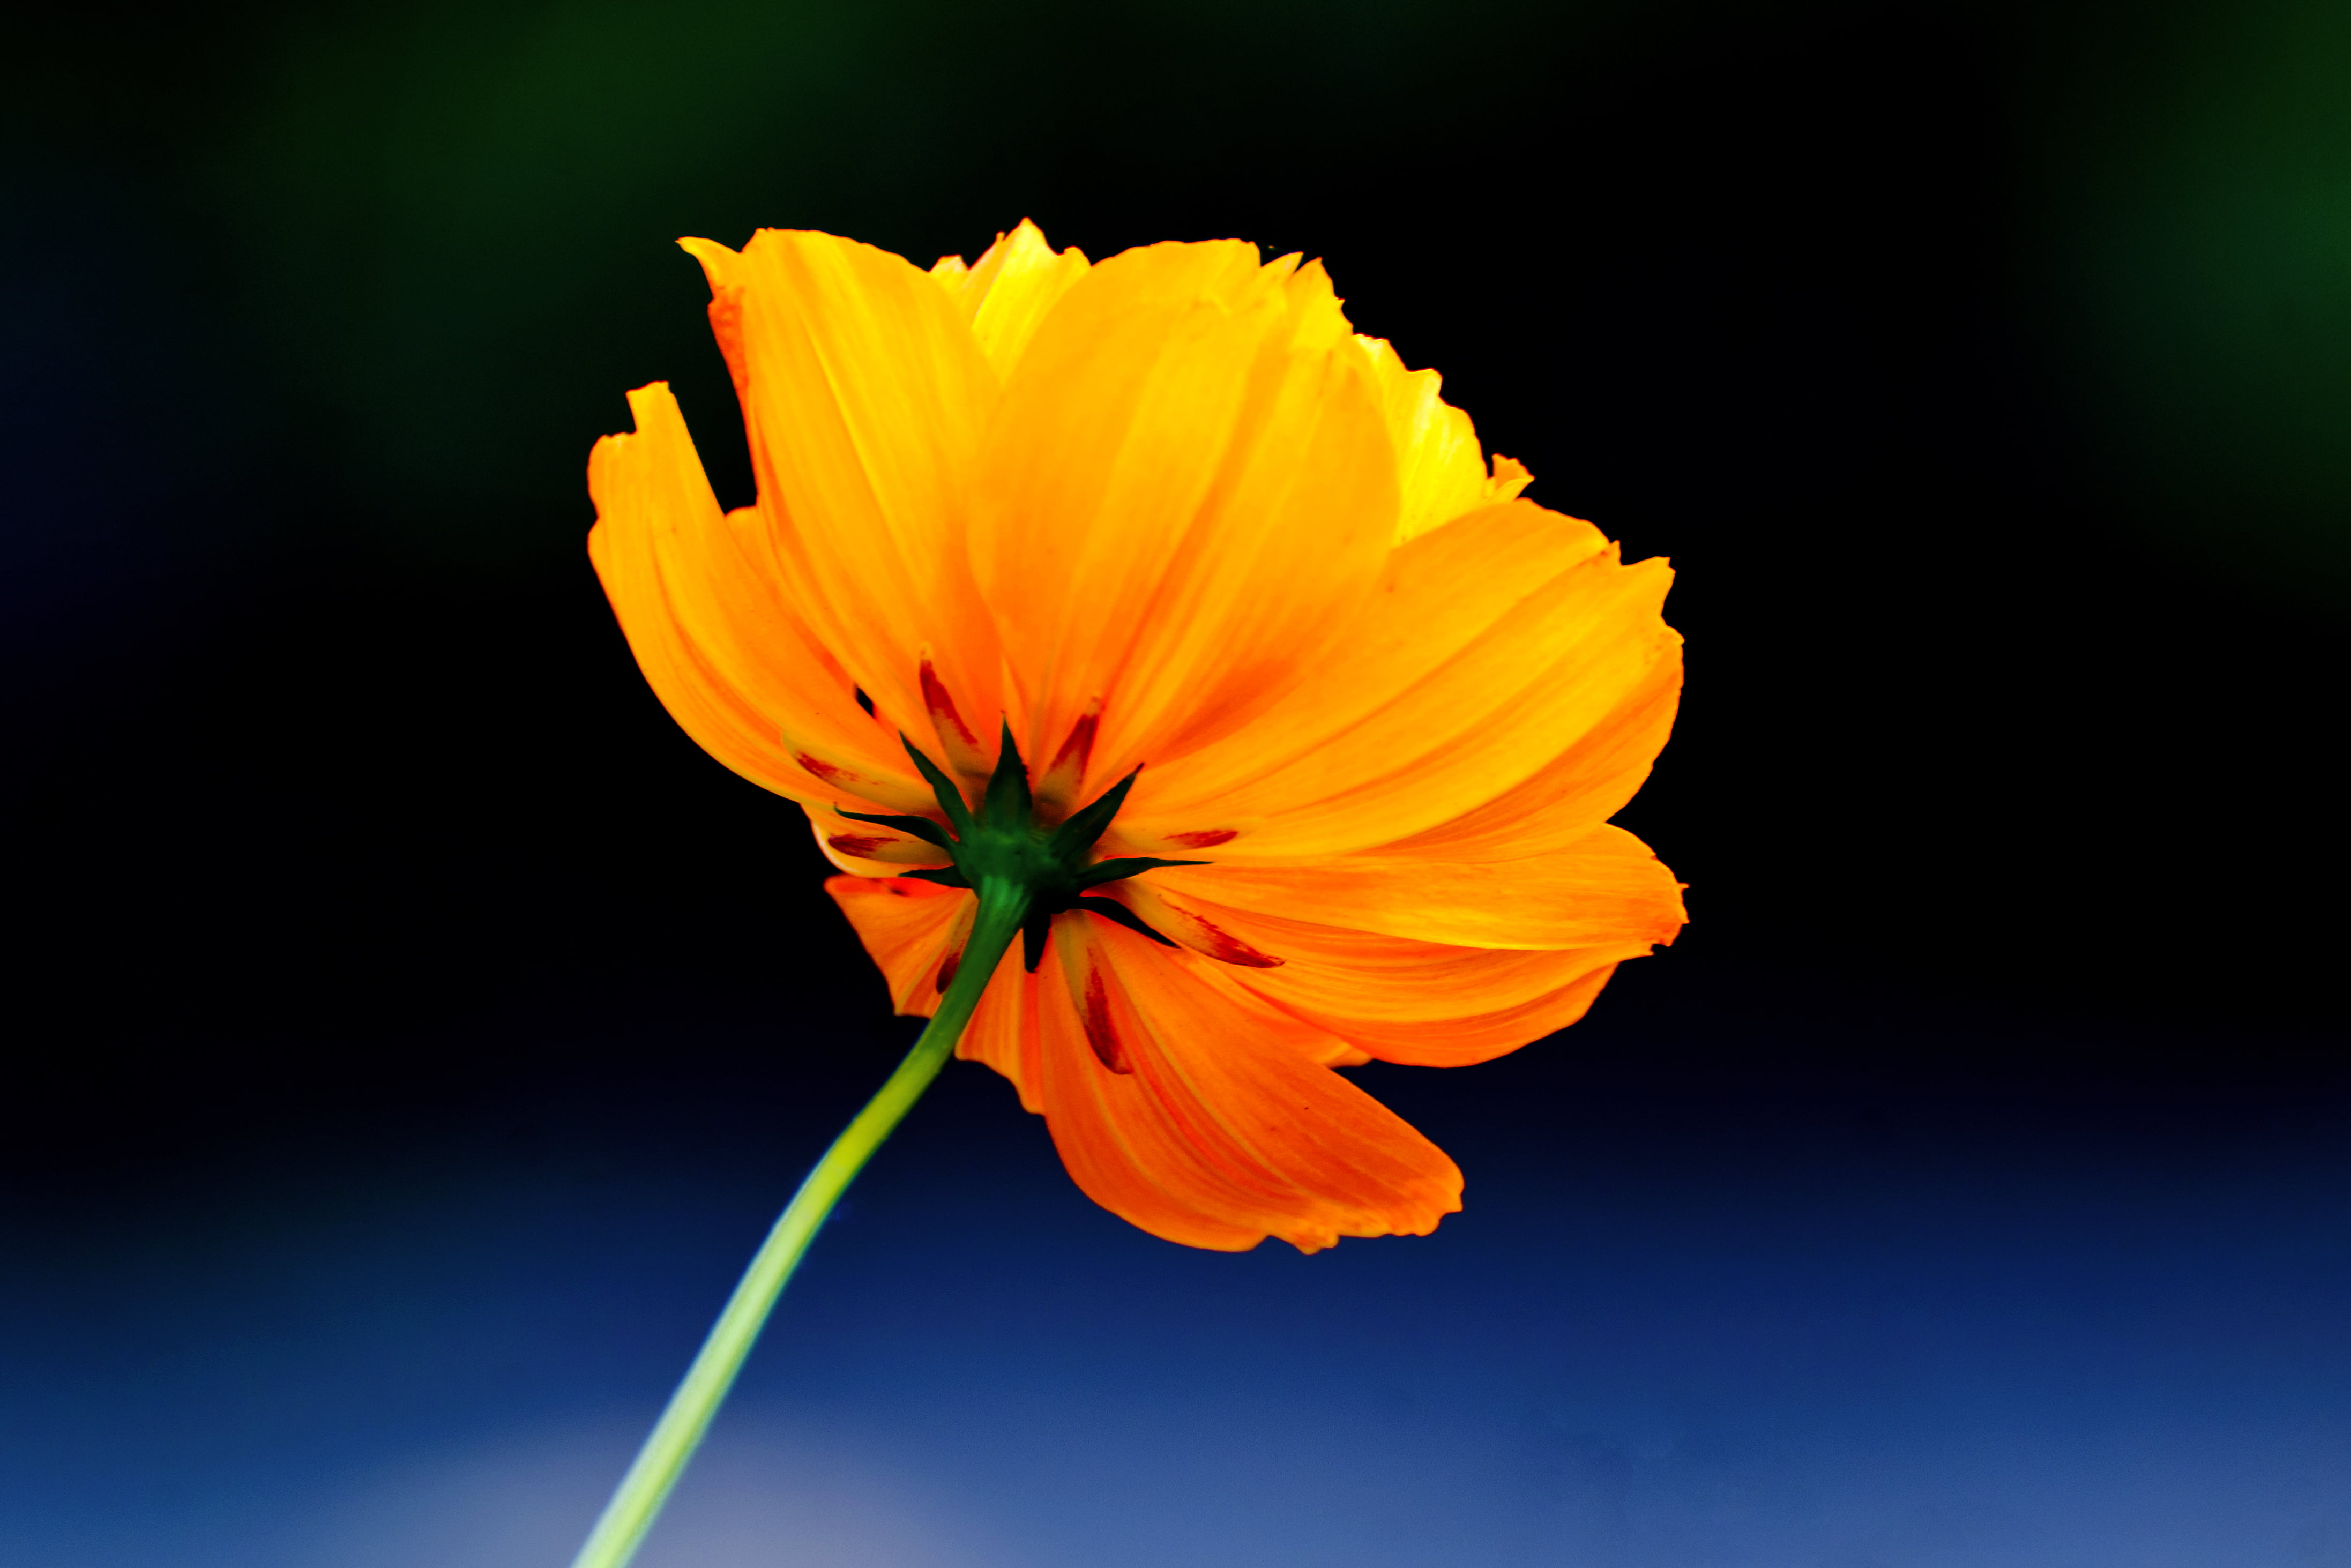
[7,1007,2348,1565]
[5,0,2345,1562]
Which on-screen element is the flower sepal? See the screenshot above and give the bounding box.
[841,722,1205,972]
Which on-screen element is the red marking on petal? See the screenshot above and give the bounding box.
[826,833,894,856]
[795,752,854,785]
[919,657,982,750]
[1048,707,1099,782]
[1185,912,1284,968]
[1165,828,1237,849]
[1081,968,1130,1073]
[936,949,961,994]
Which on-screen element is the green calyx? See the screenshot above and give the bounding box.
[838,722,1204,971]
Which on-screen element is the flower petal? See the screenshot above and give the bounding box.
[682,229,1004,761]
[587,382,930,810]
[1128,887,1651,1065]
[959,962,1047,1114]
[808,804,956,872]
[971,245,1400,795]
[1122,503,1676,860]
[1294,959,1632,1066]
[1367,631,1684,861]
[929,220,1092,380]
[1021,917,1463,1252]
[824,875,971,1018]
[1151,823,1688,951]
[1356,334,1531,543]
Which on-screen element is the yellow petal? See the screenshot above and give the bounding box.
[805,807,955,877]
[823,875,970,1018]
[969,243,1400,797]
[1130,887,1652,1065]
[1115,498,1606,839]
[1355,334,1532,543]
[682,230,1004,764]
[1324,960,1630,1066]
[1367,631,1683,861]
[929,219,1092,379]
[1122,506,1675,860]
[1028,917,1462,1252]
[958,962,1047,1114]
[587,382,931,810]
[1151,823,1687,951]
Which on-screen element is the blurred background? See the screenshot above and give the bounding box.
[4,0,2346,1563]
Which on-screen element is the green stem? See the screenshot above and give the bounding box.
[568,877,1032,1568]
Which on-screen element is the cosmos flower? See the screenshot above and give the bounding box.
[587,221,1684,1254]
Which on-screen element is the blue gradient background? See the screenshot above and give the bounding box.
[4,0,2346,1563]
[8,1043,2349,1565]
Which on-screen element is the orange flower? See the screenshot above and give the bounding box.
[588,221,1684,1253]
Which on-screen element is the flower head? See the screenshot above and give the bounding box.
[588,221,1684,1253]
